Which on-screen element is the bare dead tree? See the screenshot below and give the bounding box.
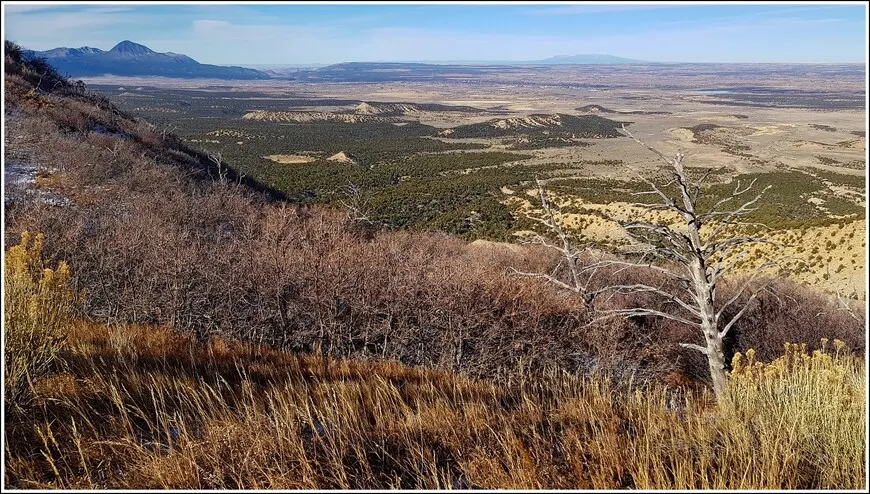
[26,74,44,97]
[339,182,372,224]
[160,122,178,140]
[509,177,595,295]
[208,151,229,185]
[338,182,376,241]
[515,125,785,400]
[834,291,864,324]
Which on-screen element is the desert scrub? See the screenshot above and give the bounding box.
[3,321,867,490]
[722,341,865,488]
[4,232,77,414]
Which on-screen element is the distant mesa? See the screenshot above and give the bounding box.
[535,54,649,65]
[225,54,653,83]
[576,104,671,116]
[327,152,357,164]
[25,40,269,80]
[353,101,420,116]
[241,101,485,124]
[353,101,484,116]
[576,104,615,114]
[490,114,566,130]
[355,102,380,114]
[243,109,392,124]
[289,62,528,83]
[441,113,629,139]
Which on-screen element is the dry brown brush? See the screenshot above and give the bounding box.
[4,41,864,388]
[3,320,864,490]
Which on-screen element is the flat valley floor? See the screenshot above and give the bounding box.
[82,63,867,298]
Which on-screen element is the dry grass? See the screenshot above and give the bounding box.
[720,342,866,489]
[4,319,864,490]
[3,232,77,415]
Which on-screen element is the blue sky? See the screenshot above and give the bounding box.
[2,2,867,65]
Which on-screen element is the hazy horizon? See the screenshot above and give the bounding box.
[3,2,868,65]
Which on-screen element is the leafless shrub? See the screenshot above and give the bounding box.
[5,64,863,389]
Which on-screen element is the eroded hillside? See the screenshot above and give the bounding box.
[4,41,865,387]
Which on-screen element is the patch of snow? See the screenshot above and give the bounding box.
[92,124,131,139]
[4,161,37,188]
[4,160,71,208]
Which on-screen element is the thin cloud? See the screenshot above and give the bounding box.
[4,8,169,50]
[525,4,686,16]
[190,19,342,41]
[4,4,863,64]
[2,4,62,14]
[83,7,136,15]
[180,19,353,64]
[658,5,858,28]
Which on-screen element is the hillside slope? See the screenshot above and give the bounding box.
[3,40,864,388]
[2,318,862,489]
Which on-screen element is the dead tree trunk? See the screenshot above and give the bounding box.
[592,126,783,400]
[514,125,783,401]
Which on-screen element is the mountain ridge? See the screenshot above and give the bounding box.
[26,40,270,80]
[365,53,654,65]
[535,53,649,64]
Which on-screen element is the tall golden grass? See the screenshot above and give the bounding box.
[4,231,76,414]
[4,320,864,490]
[719,342,866,488]
[3,237,865,490]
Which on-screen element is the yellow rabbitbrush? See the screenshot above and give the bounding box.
[4,232,77,413]
[720,341,865,489]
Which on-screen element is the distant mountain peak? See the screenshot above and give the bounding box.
[537,54,647,64]
[31,41,270,80]
[109,40,154,56]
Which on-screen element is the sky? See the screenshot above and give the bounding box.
[2,2,867,65]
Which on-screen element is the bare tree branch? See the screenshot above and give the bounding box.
[590,307,698,328]
[692,167,725,204]
[586,283,701,317]
[680,343,709,354]
[719,285,767,339]
[705,235,775,260]
[836,291,863,323]
[338,182,373,224]
[702,187,771,240]
[509,267,583,294]
[715,262,779,327]
[588,258,694,284]
[207,150,232,186]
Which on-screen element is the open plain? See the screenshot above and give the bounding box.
[81,63,866,298]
